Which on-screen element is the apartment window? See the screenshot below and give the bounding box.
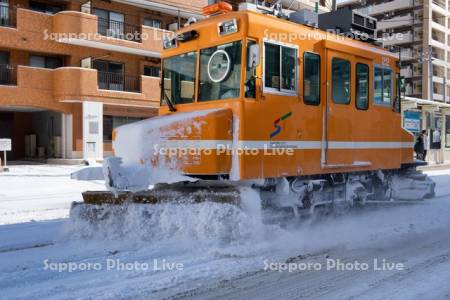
[144,18,162,29]
[29,55,63,69]
[303,52,320,105]
[93,8,125,38]
[103,116,143,142]
[0,51,10,84]
[264,41,298,94]
[93,60,124,74]
[356,63,369,110]
[0,51,8,65]
[0,0,9,26]
[374,66,392,105]
[332,58,351,104]
[144,65,160,77]
[29,1,64,14]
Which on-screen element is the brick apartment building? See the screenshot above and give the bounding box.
[0,0,206,161]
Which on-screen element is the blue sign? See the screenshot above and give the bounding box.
[404,111,421,133]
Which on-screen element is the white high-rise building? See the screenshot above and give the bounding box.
[339,0,450,164]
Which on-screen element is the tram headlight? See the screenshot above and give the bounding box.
[163,37,177,49]
[218,19,238,36]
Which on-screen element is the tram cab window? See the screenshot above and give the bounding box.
[162,51,197,105]
[245,40,258,98]
[356,63,369,110]
[264,41,298,94]
[199,41,242,101]
[374,66,392,105]
[332,58,351,104]
[303,52,320,105]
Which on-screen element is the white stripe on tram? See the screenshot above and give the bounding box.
[156,140,414,150]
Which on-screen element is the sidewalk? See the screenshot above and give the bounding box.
[418,163,450,171]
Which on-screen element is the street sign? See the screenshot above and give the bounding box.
[0,139,12,151]
[404,111,421,133]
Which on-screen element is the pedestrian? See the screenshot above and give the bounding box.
[414,132,425,160]
[432,129,443,164]
[422,130,429,161]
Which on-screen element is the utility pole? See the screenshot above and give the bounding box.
[428,45,433,101]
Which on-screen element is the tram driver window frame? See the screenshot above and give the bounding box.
[263,40,298,96]
[373,65,393,106]
[355,63,370,110]
[303,52,321,105]
[331,58,351,105]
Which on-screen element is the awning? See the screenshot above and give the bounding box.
[403,96,450,110]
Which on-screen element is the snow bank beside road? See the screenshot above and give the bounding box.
[0,164,104,225]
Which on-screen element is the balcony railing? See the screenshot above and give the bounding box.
[358,0,414,16]
[0,5,16,27]
[97,17,141,42]
[383,32,413,46]
[0,64,17,85]
[401,67,413,78]
[377,14,413,31]
[394,48,413,60]
[432,0,446,8]
[97,71,141,93]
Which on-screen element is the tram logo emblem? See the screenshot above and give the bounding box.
[270,112,292,139]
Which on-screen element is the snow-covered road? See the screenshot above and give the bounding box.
[1,164,450,300]
[171,227,450,300]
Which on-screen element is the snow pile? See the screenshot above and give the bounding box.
[62,182,450,258]
[72,108,231,191]
[62,187,267,250]
[107,109,225,191]
[0,164,103,225]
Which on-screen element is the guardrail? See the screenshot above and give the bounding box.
[97,71,141,93]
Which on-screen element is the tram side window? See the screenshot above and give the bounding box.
[374,66,392,105]
[356,63,369,110]
[332,58,351,104]
[303,52,320,105]
[383,68,392,103]
[282,47,296,92]
[264,42,297,94]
